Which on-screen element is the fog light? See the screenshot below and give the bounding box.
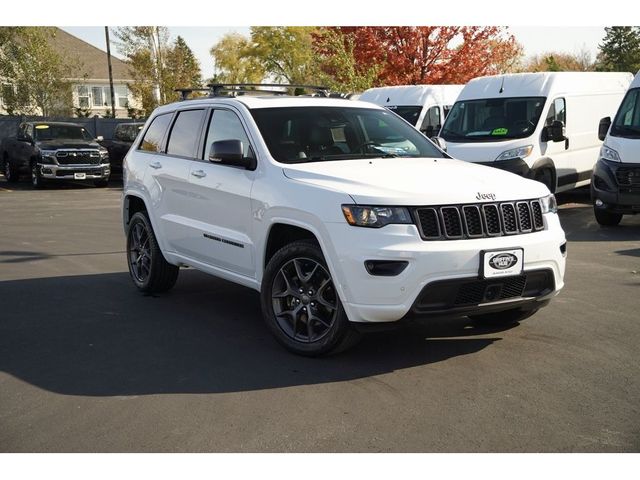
[595,199,604,207]
[364,260,409,276]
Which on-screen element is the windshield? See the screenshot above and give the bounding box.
[441,97,545,142]
[611,88,640,138]
[250,106,445,164]
[34,124,94,141]
[385,106,422,126]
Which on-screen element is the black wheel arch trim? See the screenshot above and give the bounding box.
[530,157,557,191]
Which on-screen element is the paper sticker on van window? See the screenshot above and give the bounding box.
[491,128,508,136]
[35,125,50,129]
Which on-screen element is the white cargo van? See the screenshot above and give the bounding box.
[437,72,633,193]
[359,84,463,137]
[591,70,640,225]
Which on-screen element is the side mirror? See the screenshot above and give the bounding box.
[96,135,104,142]
[432,136,447,152]
[421,125,435,138]
[209,139,256,170]
[598,116,611,141]
[549,120,565,142]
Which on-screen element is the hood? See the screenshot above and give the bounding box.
[282,157,548,205]
[603,135,640,164]
[36,139,101,150]
[445,138,531,163]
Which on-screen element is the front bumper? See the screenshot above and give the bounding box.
[37,162,110,180]
[324,213,566,323]
[591,159,640,214]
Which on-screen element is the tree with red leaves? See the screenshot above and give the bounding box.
[314,27,522,89]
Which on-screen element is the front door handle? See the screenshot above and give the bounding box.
[149,161,162,169]
[191,170,206,178]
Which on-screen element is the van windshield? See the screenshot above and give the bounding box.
[611,88,640,139]
[441,97,546,142]
[250,106,446,164]
[385,106,422,126]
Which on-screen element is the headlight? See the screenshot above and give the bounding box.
[341,205,413,228]
[600,144,620,162]
[495,145,533,162]
[99,148,109,160]
[39,150,57,164]
[540,194,557,214]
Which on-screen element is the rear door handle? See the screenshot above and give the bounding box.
[149,161,162,169]
[191,170,206,178]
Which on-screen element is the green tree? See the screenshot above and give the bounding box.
[597,26,640,72]
[209,32,264,84]
[164,36,203,102]
[0,27,78,116]
[249,27,319,84]
[524,48,595,72]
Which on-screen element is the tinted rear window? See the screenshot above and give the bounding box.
[140,114,172,152]
[167,109,206,158]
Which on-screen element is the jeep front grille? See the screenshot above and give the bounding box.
[415,199,545,240]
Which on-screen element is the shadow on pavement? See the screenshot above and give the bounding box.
[0,269,511,397]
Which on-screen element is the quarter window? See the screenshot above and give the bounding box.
[204,109,253,160]
[546,98,566,126]
[166,109,206,158]
[139,113,173,152]
[420,106,441,135]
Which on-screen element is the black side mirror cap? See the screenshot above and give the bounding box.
[209,139,256,170]
[598,116,611,141]
[550,120,565,142]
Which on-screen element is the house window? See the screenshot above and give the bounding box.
[115,85,129,108]
[77,86,90,108]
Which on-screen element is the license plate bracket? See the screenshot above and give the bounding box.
[74,172,87,180]
[480,248,524,279]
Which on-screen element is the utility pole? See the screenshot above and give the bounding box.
[105,26,116,117]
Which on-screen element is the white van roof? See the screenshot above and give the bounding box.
[359,84,463,107]
[457,72,634,101]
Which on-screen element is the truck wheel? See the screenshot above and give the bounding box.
[126,211,179,294]
[534,168,554,193]
[4,157,19,183]
[261,240,361,356]
[31,163,45,189]
[594,207,622,226]
[469,307,539,326]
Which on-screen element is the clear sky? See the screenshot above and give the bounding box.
[61,26,607,81]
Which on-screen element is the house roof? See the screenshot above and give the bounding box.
[49,28,132,81]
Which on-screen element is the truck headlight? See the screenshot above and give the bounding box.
[99,148,109,161]
[600,144,620,162]
[540,194,557,214]
[39,150,57,165]
[495,145,533,162]
[342,205,413,228]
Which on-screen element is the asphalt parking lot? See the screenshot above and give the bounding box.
[0,177,639,452]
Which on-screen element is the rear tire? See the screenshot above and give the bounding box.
[469,307,539,326]
[260,240,361,356]
[3,157,19,183]
[126,211,179,294]
[594,207,622,226]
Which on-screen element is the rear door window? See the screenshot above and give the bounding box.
[139,113,173,153]
[167,109,206,158]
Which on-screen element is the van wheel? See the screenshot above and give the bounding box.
[594,207,622,226]
[469,307,539,326]
[534,168,554,192]
[261,240,361,356]
[126,211,179,294]
[3,157,19,183]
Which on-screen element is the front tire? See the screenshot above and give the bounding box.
[469,307,539,326]
[534,168,554,193]
[594,207,622,226]
[31,163,45,189]
[260,240,360,356]
[126,211,179,294]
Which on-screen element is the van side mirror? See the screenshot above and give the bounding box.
[549,120,565,142]
[96,135,104,142]
[209,140,256,170]
[598,116,611,141]
[432,136,447,151]
[422,125,435,138]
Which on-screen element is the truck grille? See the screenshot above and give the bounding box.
[415,199,544,240]
[615,167,640,186]
[56,150,101,165]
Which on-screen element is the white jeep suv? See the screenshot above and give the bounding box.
[122,86,567,356]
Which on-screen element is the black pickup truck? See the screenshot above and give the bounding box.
[0,121,111,188]
[98,122,143,174]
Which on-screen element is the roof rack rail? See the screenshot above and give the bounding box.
[175,83,331,100]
